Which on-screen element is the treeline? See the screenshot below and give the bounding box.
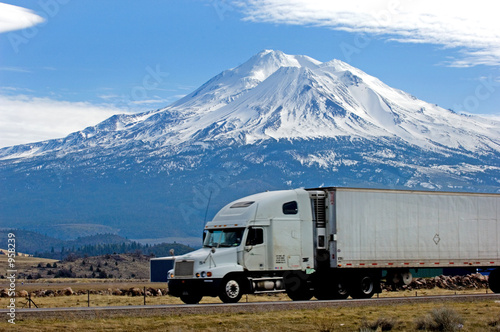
[0,229,132,255]
[0,229,194,260]
[35,241,194,260]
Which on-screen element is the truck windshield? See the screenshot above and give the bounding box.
[203,228,244,248]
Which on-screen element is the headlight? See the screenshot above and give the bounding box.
[201,271,206,277]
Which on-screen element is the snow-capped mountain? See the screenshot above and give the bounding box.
[3,50,499,158]
[1,50,499,241]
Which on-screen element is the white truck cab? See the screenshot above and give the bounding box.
[168,189,315,303]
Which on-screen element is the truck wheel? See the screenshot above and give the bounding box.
[314,277,349,300]
[180,294,203,304]
[287,287,313,301]
[351,274,376,299]
[334,280,350,299]
[219,278,243,303]
[489,268,500,293]
[284,272,313,301]
[313,282,335,300]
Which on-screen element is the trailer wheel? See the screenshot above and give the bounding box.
[351,274,376,299]
[401,271,413,285]
[180,294,203,304]
[489,268,500,293]
[219,277,243,303]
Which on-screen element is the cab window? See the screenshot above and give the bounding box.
[246,228,264,246]
[283,201,298,215]
[203,228,243,248]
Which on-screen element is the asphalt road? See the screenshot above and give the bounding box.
[3,293,500,320]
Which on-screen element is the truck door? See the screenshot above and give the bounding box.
[243,227,267,270]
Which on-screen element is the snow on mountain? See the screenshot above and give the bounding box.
[2,50,499,162]
[163,50,500,154]
[1,50,499,240]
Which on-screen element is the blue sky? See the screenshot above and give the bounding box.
[1,0,499,147]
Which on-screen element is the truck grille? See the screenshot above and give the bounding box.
[174,260,194,277]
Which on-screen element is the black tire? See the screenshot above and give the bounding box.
[314,278,349,300]
[351,274,376,299]
[180,294,203,304]
[489,268,500,293]
[334,280,350,299]
[284,272,313,301]
[314,283,335,300]
[219,277,243,303]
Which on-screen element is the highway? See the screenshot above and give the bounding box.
[3,293,500,320]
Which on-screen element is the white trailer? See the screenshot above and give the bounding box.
[167,187,500,303]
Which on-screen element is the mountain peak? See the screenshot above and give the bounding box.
[166,51,500,153]
[1,50,500,160]
[233,49,322,81]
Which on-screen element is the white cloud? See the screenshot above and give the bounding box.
[0,95,130,148]
[238,0,500,67]
[0,66,32,73]
[130,98,170,105]
[0,3,45,34]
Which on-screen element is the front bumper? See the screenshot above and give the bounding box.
[168,278,222,297]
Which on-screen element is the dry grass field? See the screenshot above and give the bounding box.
[0,286,494,309]
[1,253,152,280]
[2,298,500,331]
[0,255,57,270]
[2,256,499,330]
[2,279,499,331]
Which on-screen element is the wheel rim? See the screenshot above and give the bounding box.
[337,282,348,296]
[225,280,240,298]
[360,276,374,294]
[402,272,412,285]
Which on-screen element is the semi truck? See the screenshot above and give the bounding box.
[167,187,500,304]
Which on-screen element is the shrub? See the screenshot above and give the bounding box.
[314,319,337,332]
[54,268,76,278]
[360,317,398,331]
[415,307,464,331]
[488,314,500,330]
[64,253,78,262]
